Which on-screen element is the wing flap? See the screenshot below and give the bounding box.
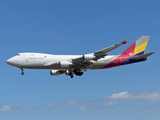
[73,61,94,69]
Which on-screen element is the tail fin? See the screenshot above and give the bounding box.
[121,36,149,57]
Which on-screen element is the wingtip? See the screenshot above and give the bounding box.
[150,52,155,54]
[121,40,128,44]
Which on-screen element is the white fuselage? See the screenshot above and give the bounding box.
[6,53,117,70]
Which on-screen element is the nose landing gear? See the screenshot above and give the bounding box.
[20,68,25,75]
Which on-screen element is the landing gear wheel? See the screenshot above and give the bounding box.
[21,72,24,75]
[70,75,74,78]
[79,72,83,76]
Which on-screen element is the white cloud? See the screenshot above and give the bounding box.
[78,106,88,111]
[104,91,160,101]
[108,91,131,99]
[60,100,83,106]
[104,101,119,107]
[139,105,159,109]
[0,106,12,111]
[59,100,96,106]
[1,91,160,112]
[22,105,32,109]
[46,102,55,106]
[0,105,32,112]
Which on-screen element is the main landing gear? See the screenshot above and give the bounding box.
[73,69,84,76]
[66,72,74,78]
[70,75,74,78]
[66,69,84,78]
[20,68,24,75]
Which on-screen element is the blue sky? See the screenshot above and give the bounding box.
[1,0,160,120]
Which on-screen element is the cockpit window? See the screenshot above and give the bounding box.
[16,54,20,56]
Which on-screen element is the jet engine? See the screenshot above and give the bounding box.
[83,54,95,61]
[59,61,72,67]
[50,70,65,75]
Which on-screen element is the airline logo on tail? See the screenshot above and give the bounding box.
[122,36,149,57]
[102,36,154,69]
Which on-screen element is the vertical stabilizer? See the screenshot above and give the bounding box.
[121,36,149,57]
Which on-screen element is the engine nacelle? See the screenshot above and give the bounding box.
[59,61,71,67]
[65,70,72,75]
[83,54,95,61]
[50,70,65,75]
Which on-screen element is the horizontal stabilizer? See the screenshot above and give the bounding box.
[129,52,155,60]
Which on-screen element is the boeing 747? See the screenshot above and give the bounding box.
[6,36,154,78]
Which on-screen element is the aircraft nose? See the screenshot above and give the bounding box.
[6,58,12,65]
[6,57,16,66]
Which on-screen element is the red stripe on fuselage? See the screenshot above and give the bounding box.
[121,42,135,56]
[101,43,136,69]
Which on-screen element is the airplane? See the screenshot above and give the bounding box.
[6,36,154,78]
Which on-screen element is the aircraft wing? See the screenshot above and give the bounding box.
[72,60,94,69]
[71,40,128,68]
[94,40,128,54]
[44,40,128,69]
[72,40,128,63]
